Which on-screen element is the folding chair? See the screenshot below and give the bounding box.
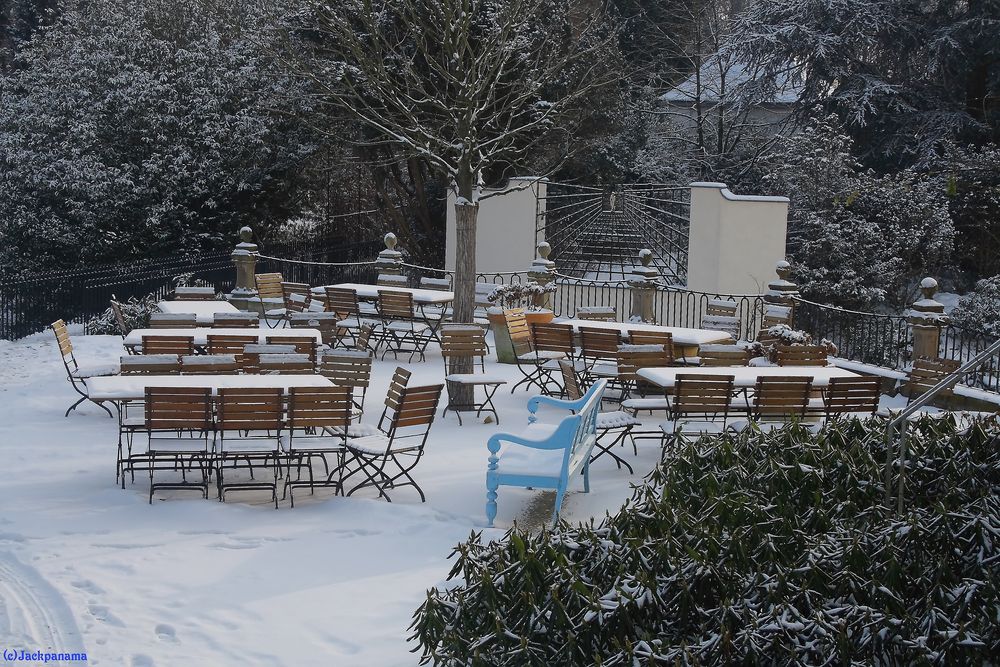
[376,290,433,362]
[762,304,793,328]
[776,345,829,366]
[324,286,377,349]
[215,388,284,507]
[440,325,507,425]
[212,312,260,328]
[254,272,286,327]
[700,315,741,341]
[50,319,117,417]
[615,343,673,402]
[901,357,961,407]
[109,295,131,338]
[706,299,738,317]
[144,387,214,503]
[258,353,315,374]
[282,282,313,320]
[281,386,354,505]
[376,274,409,288]
[149,312,198,329]
[173,286,216,301]
[240,343,297,374]
[180,354,238,375]
[319,350,373,419]
[340,372,443,502]
[505,308,565,394]
[579,326,623,382]
[289,311,342,350]
[659,374,736,450]
[141,335,195,356]
[743,375,813,431]
[819,376,881,420]
[558,360,640,473]
[575,306,617,322]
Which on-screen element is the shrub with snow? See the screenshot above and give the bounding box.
[950,275,1000,338]
[412,416,1000,664]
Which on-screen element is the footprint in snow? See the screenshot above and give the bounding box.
[155,623,177,642]
[131,654,155,667]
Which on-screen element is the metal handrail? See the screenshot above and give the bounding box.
[885,336,1000,514]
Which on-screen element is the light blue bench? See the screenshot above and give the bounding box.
[485,379,607,527]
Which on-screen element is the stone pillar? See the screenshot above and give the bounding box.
[629,249,660,323]
[375,233,403,275]
[761,260,799,327]
[908,277,947,360]
[229,225,258,311]
[526,242,556,311]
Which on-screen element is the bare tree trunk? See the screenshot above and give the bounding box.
[449,198,478,409]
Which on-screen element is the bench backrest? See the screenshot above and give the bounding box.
[525,379,606,479]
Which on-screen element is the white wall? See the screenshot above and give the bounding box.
[445,177,545,274]
[686,182,789,295]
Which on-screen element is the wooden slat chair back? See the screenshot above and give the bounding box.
[141,335,195,356]
[377,274,410,288]
[50,319,116,417]
[325,287,362,318]
[258,353,314,375]
[217,388,284,433]
[579,326,623,364]
[700,315,741,341]
[149,312,198,329]
[626,331,674,363]
[616,344,673,386]
[207,334,257,368]
[823,376,881,419]
[145,386,213,430]
[762,304,793,328]
[776,345,829,367]
[52,319,76,367]
[901,357,961,403]
[265,335,317,363]
[120,354,181,375]
[558,359,585,401]
[173,286,216,301]
[109,295,130,337]
[320,350,373,416]
[420,277,451,291]
[377,289,416,320]
[441,325,489,365]
[382,367,413,415]
[239,343,296,374]
[698,344,750,367]
[143,387,214,502]
[752,376,813,419]
[503,308,533,357]
[390,383,444,433]
[672,374,735,419]
[254,273,284,301]
[212,312,259,328]
[282,282,312,315]
[356,323,376,352]
[575,306,617,321]
[180,354,238,375]
[706,299,738,317]
[530,322,575,358]
[288,386,353,431]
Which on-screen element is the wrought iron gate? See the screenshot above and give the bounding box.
[536,183,690,283]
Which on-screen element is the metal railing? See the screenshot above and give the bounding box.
[885,337,1000,514]
[792,297,912,369]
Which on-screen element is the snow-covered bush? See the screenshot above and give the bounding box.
[0,0,318,276]
[746,323,837,362]
[487,282,555,311]
[951,275,1000,338]
[412,415,1000,664]
[86,294,157,335]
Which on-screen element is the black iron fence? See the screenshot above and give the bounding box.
[0,252,235,340]
[792,298,912,369]
[941,323,1000,393]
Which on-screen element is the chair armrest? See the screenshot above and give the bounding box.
[487,431,569,454]
[527,393,589,419]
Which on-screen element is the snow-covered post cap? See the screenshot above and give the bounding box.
[906,277,947,324]
[764,259,799,306]
[376,232,404,274]
[629,249,658,285]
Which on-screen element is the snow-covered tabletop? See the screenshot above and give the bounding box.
[156,300,239,324]
[553,318,733,347]
[311,282,454,304]
[123,327,321,347]
[87,373,333,401]
[637,365,860,389]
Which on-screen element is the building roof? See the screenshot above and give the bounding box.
[659,59,803,106]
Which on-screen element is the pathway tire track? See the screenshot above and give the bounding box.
[0,551,86,655]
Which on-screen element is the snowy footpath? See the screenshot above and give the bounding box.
[0,330,660,666]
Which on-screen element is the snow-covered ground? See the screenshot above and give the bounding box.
[0,329,661,666]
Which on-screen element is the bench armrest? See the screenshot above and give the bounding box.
[486,431,569,454]
[526,393,589,421]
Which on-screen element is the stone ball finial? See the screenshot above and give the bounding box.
[919,276,939,299]
[639,249,653,267]
[384,232,398,250]
[239,226,253,243]
[775,260,791,280]
[537,241,551,260]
